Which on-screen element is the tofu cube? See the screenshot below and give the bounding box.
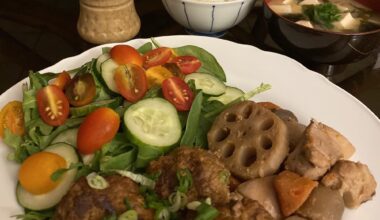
[334,13,360,30]
[299,0,321,5]
[270,4,302,15]
[296,20,314,28]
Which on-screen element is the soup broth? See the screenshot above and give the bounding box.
[268,0,380,33]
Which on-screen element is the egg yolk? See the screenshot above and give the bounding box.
[18,151,67,195]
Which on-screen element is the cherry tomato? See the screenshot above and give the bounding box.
[143,47,172,69]
[145,66,173,88]
[65,73,96,107]
[37,85,69,126]
[52,71,71,90]
[77,107,120,155]
[170,56,201,74]
[162,77,194,111]
[0,101,24,137]
[114,64,148,103]
[110,45,143,66]
[18,151,66,195]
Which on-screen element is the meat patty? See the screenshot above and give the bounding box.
[54,175,153,220]
[216,194,274,220]
[148,147,231,205]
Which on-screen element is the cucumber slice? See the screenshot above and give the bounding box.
[124,98,182,167]
[184,73,226,96]
[51,128,78,147]
[96,53,110,72]
[208,86,244,105]
[101,58,119,93]
[17,143,79,210]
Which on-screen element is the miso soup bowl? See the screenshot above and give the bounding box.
[263,0,380,64]
[162,0,257,36]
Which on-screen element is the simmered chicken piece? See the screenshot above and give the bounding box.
[216,193,274,220]
[285,120,355,180]
[148,147,231,205]
[322,160,377,208]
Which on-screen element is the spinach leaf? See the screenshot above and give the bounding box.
[96,134,138,171]
[173,45,226,82]
[303,3,341,29]
[137,42,153,54]
[143,86,162,99]
[70,97,123,118]
[102,47,111,54]
[13,209,54,220]
[180,92,203,146]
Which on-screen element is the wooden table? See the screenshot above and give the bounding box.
[0,0,379,116]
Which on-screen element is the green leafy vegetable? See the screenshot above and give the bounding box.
[176,168,193,193]
[137,42,153,54]
[143,86,162,99]
[180,92,203,146]
[13,209,54,220]
[102,47,111,54]
[303,3,341,29]
[195,202,219,220]
[50,162,83,182]
[3,128,23,150]
[173,46,226,82]
[204,83,271,119]
[70,97,123,118]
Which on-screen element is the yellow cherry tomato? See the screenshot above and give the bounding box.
[145,66,173,88]
[18,152,67,195]
[0,101,25,138]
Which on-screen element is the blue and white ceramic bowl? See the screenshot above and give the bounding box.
[162,0,256,36]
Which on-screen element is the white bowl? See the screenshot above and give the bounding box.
[162,0,256,36]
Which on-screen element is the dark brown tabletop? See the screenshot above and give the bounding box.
[1,0,379,117]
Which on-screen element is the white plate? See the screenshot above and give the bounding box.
[0,35,379,219]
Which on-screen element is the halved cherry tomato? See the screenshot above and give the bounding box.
[110,45,143,66]
[52,71,71,90]
[162,77,194,111]
[65,73,96,107]
[145,66,173,88]
[77,107,120,155]
[170,56,201,74]
[0,101,24,138]
[36,85,69,126]
[114,64,148,103]
[143,47,172,69]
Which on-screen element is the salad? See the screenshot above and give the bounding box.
[0,38,270,219]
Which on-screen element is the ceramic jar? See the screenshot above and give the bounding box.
[77,0,140,44]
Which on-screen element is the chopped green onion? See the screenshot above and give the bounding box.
[156,208,170,220]
[118,210,138,220]
[168,191,188,212]
[115,170,155,189]
[176,168,193,193]
[195,201,219,220]
[187,201,201,210]
[86,172,109,190]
